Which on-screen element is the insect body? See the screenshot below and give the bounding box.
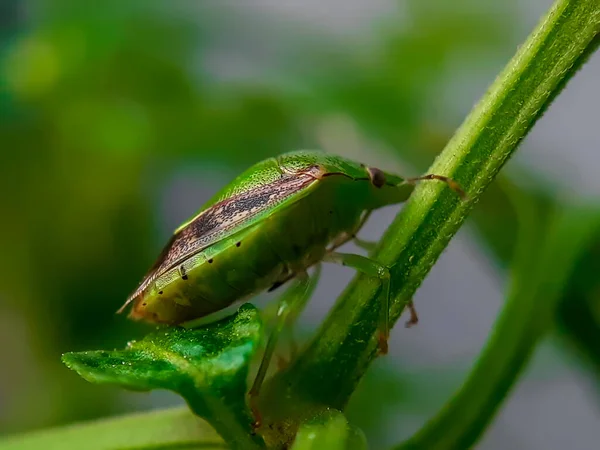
[119,150,463,423]
[121,151,418,323]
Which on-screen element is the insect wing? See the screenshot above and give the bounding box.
[122,172,318,307]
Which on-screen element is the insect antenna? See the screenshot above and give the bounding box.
[400,174,468,200]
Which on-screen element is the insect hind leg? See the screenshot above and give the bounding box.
[248,264,321,428]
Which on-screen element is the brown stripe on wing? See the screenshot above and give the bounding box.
[119,172,317,311]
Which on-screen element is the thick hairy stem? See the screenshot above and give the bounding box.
[269,0,600,410]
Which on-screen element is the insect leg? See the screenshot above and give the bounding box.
[285,264,322,361]
[322,252,391,355]
[329,238,419,328]
[248,265,321,428]
[353,236,378,252]
[401,174,468,200]
[405,301,419,327]
[329,210,375,252]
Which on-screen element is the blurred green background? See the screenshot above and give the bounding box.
[1,1,598,449]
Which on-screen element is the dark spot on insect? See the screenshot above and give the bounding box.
[158,291,163,295]
[142,302,147,306]
[236,241,241,247]
[208,259,214,264]
[179,265,187,279]
[367,167,386,188]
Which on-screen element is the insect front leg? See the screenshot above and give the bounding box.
[401,174,468,200]
[248,265,321,428]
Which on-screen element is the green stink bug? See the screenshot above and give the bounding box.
[118,150,465,422]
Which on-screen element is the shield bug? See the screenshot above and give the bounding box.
[118,150,465,423]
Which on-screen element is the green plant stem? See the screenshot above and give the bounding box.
[267,0,600,410]
[455,34,600,377]
[397,203,600,450]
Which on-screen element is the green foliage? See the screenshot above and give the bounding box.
[1,0,600,449]
[62,304,263,449]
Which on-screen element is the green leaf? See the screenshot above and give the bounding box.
[396,202,600,450]
[62,304,265,450]
[0,407,225,450]
[267,0,600,411]
[291,410,368,450]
